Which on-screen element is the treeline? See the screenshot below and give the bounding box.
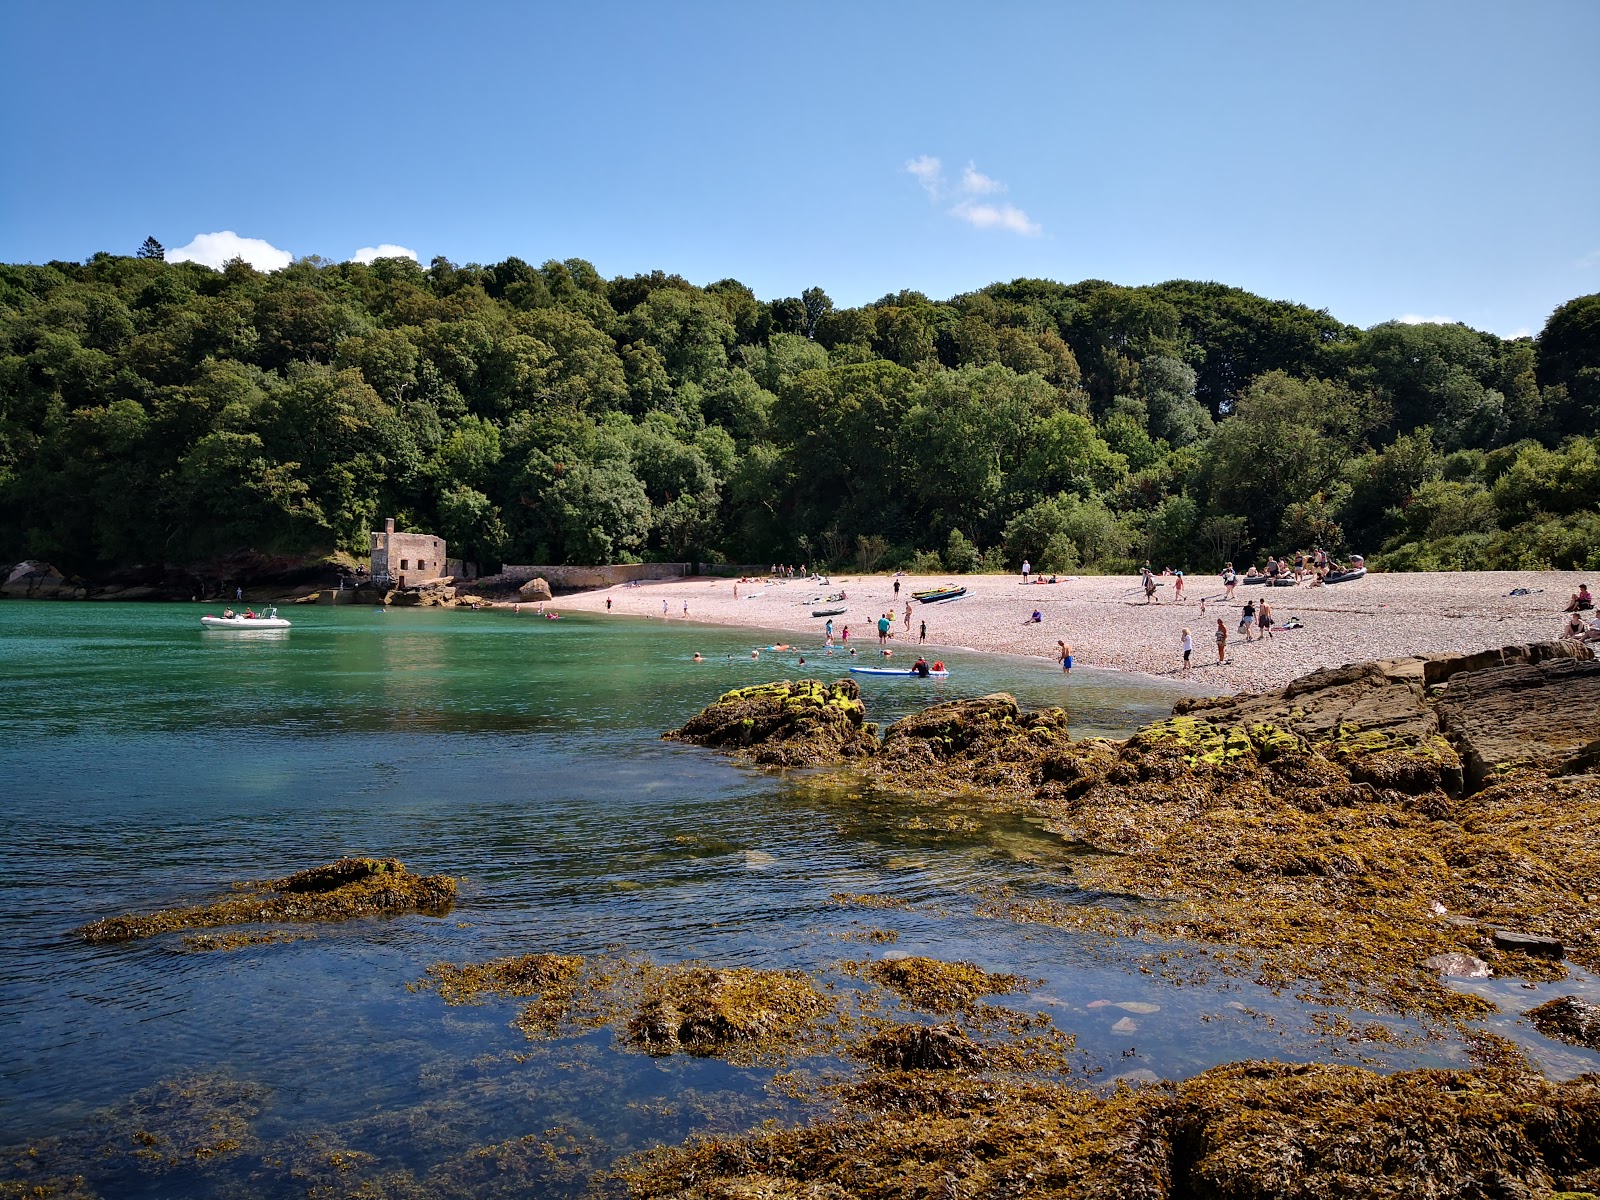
[1,248,1597,576]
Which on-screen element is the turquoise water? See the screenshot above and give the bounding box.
[1,602,1593,1196]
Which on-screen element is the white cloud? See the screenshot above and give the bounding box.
[1505,327,1532,339]
[166,231,292,271]
[951,200,1041,237]
[960,162,1004,195]
[905,155,943,198]
[1396,314,1458,325]
[352,243,418,265]
[906,154,1041,236]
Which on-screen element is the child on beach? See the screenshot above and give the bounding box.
[1181,628,1193,672]
[1174,571,1184,601]
[1215,618,1227,663]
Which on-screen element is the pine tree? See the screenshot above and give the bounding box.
[137,236,165,261]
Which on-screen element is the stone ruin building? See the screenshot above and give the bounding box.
[370,518,446,587]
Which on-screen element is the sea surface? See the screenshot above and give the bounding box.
[2,602,1595,1196]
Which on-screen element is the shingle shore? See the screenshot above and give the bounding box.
[547,569,1595,693]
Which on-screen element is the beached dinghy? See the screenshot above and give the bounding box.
[812,606,847,617]
[201,607,291,630]
[1323,566,1367,584]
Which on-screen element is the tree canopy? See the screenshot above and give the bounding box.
[1,248,1596,575]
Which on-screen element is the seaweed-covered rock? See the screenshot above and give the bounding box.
[1527,995,1600,1050]
[623,966,833,1057]
[857,955,1028,1014]
[876,694,1104,795]
[663,678,875,766]
[851,1022,988,1070]
[619,1062,1600,1200]
[75,857,457,943]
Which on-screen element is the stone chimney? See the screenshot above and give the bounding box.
[385,517,395,534]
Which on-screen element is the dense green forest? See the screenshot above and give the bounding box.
[2,245,1598,577]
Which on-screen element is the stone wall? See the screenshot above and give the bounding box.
[494,563,690,591]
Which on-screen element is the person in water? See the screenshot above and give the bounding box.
[911,656,930,677]
[692,652,703,661]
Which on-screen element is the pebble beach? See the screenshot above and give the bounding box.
[551,569,1597,695]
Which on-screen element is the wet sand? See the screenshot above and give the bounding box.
[547,570,1596,694]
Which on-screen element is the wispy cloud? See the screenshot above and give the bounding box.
[167,231,292,271]
[1396,313,1458,326]
[904,155,1041,236]
[906,155,943,199]
[352,244,418,265]
[960,163,1004,195]
[950,200,1041,236]
[1577,249,1600,270]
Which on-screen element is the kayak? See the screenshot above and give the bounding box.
[849,666,950,678]
[914,587,967,604]
[812,606,847,617]
[201,614,290,629]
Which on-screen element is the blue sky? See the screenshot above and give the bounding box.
[3,1,1596,336]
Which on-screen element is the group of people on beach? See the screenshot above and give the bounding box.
[1561,584,1600,641]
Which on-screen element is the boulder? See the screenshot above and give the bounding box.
[518,576,553,602]
[1,561,84,600]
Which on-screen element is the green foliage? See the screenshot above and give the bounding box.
[0,254,1592,575]
[944,528,980,573]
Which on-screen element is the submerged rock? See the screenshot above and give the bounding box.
[75,857,457,943]
[663,678,875,766]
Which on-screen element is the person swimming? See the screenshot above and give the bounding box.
[692,652,703,661]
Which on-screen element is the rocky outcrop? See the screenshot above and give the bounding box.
[665,644,1600,1029]
[1,561,86,599]
[664,679,875,766]
[517,576,553,602]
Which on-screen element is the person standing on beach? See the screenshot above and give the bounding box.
[878,613,891,646]
[1181,628,1193,673]
[1174,571,1184,602]
[1239,598,1256,641]
[1215,617,1228,663]
[1022,558,1031,583]
[842,625,850,647]
[1258,600,1274,640]
[894,578,901,598]
[825,618,834,641]
[904,601,912,630]
[919,619,926,643]
[606,596,612,611]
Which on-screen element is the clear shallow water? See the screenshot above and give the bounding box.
[1,602,1594,1194]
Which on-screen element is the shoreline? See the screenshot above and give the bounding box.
[539,569,1597,694]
